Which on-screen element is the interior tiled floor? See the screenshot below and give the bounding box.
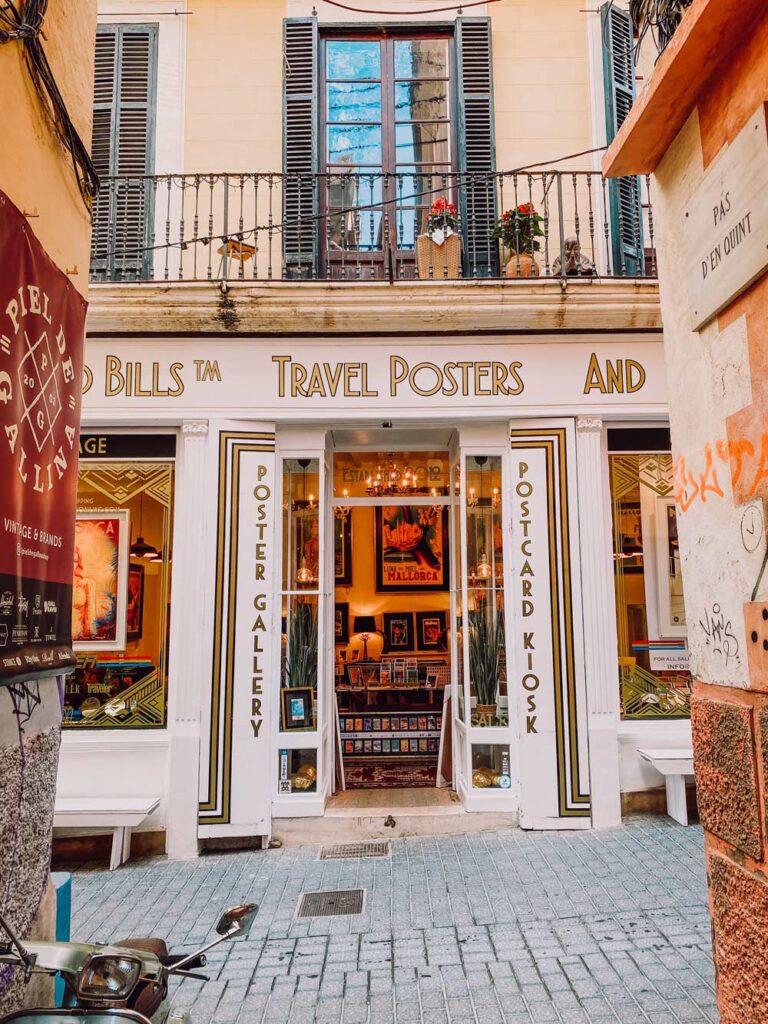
[66,817,718,1023]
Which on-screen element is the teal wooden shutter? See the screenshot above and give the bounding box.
[90,24,158,281]
[601,4,644,276]
[283,17,318,279]
[455,17,498,277]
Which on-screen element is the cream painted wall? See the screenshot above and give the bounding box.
[184,0,284,171]
[491,0,593,172]
[176,0,597,175]
[0,0,96,292]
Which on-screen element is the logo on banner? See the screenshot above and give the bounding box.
[1,288,79,495]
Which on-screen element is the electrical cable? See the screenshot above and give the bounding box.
[0,0,99,206]
[317,0,499,16]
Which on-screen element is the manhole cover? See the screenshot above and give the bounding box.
[319,841,390,860]
[297,889,365,918]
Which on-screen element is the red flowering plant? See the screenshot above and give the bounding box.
[492,202,544,255]
[426,196,458,234]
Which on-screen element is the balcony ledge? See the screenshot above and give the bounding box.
[86,278,662,337]
[603,0,765,177]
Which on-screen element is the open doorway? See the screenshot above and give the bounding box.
[333,449,452,790]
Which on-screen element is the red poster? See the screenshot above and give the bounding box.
[0,190,86,683]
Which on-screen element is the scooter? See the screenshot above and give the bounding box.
[0,902,258,1024]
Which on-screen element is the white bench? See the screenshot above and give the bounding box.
[54,796,160,870]
[637,748,694,825]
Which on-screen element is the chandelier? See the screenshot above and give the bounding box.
[366,453,417,497]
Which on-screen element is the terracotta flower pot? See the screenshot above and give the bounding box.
[416,233,462,279]
[505,252,539,278]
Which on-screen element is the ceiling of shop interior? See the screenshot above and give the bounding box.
[331,426,455,449]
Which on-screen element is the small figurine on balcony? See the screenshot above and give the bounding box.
[552,236,597,277]
[493,202,544,278]
[416,197,462,280]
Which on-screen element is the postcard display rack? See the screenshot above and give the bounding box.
[337,658,448,760]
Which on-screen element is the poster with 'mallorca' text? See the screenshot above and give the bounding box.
[0,190,86,685]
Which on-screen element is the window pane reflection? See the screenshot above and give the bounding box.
[328,124,382,166]
[327,40,381,80]
[394,38,449,79]
[327,82,382,123]
[395,81,449,122]
[395,123,450,165]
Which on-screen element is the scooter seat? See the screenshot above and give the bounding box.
[114,937,170,958]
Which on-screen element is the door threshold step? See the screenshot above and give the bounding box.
[272,810,519,845]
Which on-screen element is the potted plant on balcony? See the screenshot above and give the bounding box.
[416,197,462,280]
[468,605,504,725]
[493,202,543,278]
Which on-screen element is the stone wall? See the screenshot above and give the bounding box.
[648,13,768,1022]
[0,680,62,1013]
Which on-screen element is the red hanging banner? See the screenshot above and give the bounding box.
[0,190,87,685]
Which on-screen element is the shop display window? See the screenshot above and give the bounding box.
[471,744,511,789]
[281,457,322,733]
[280,595,319,731]
[65,460,174,728]
[609,453,691,719]
[277,748,318,795]
[465,456,507,727]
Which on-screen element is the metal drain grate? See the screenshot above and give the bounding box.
[297,888,365,918]
[319,841,390,860]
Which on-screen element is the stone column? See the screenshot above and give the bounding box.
[166,419,211,859]
[575,416,622,828]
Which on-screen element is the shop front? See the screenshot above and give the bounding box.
[64,332,672,853]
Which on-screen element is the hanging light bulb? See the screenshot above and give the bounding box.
[130,490,158,559]
[477,551,492,579]
[296,556,313,584]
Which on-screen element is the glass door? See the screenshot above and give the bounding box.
[321,33,454,279]
[448,442,467,794]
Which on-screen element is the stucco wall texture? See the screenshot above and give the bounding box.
[647,10,768,1023]
[0,0,95,1011]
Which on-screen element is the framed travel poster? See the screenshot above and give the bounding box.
[335,512,352,585]
[281,686,315,730]
[416,610,447,651]
[375,505,450,592]
[127,563,145,641]
[72,511,129,651]
[384,611,414,652]
[335,601,350,644]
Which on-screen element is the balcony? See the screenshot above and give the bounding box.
[89,169,656,285]
[630,0,693,57]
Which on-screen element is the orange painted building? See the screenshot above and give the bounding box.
[605,1,768,1020]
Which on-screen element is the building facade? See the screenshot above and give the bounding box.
[60,0,688,857]
[0,0,96,1012]
[604,1,768,1020]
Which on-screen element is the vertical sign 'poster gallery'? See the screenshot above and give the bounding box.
[0,190,86,684]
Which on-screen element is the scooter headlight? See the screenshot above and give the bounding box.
[77,953,142,999]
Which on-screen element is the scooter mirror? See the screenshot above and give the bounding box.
[215,903,258,938]
[0,1011,153,1024]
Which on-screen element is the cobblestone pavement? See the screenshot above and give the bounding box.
[68,818,718,1024]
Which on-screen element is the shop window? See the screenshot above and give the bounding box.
[66,459,174,728]
[465,455,507,727]
[609,453,691,719]
[277,748,318,795]
[471,744,511,789]
[281,458,321,731]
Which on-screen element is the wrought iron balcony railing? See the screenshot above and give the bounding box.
[89,169,656,284]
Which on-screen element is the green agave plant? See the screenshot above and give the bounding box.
[468,606,504,707]
[284,600,318,689]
